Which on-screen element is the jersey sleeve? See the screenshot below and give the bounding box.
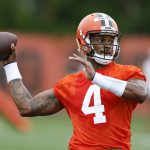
[53,74,76,107]
[126,65,146,81]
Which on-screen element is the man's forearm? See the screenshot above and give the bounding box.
[123,79,147,103]
[9,79,33,115]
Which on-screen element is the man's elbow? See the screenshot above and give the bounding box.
[137,90,148,104]
[20,111,36,117]
[18,108,34,117]
[20,112,30,117]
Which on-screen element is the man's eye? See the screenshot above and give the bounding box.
[109,40,113,44]
[97,38,103,42]
[98,40,102,43]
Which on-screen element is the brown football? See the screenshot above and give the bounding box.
[0,32,17,61]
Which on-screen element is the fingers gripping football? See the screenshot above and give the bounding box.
[69,54,95,80]
[2,43,17,66]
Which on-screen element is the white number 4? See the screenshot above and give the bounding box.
[81,85,106,124]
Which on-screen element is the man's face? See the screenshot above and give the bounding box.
[89,34,114,56]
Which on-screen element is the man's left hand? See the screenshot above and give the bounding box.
[69,54,95,80]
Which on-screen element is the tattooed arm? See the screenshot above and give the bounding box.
[9,79,64,117]
[1,44,63,116]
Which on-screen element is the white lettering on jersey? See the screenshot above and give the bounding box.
[81,85,106,124]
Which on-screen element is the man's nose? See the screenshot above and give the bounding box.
[104,39,111,45]
[104,46,110,51]
[104,42,111,48]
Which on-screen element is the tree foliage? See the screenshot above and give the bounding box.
[0,0,149,34]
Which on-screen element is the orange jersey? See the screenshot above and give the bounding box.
[53,62,146,150]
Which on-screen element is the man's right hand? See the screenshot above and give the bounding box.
[0,43,17,66]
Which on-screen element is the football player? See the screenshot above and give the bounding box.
[1,13,148,150]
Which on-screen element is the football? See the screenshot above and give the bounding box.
[0,32,17,61]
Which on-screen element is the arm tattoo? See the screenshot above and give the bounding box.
[9,79,64,116]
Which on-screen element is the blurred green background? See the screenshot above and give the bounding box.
[0,0,150,35]
[0,0,150,150]
[0,112,150,150]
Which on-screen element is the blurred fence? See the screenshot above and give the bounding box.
[0,32,150,130]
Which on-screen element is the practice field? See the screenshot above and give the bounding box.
[0,110,150,150]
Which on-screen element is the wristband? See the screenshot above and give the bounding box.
[92,72,127,97]
[4,62,22,83]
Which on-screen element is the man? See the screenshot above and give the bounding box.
[142,50,150,98]
[1,13,148,150]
